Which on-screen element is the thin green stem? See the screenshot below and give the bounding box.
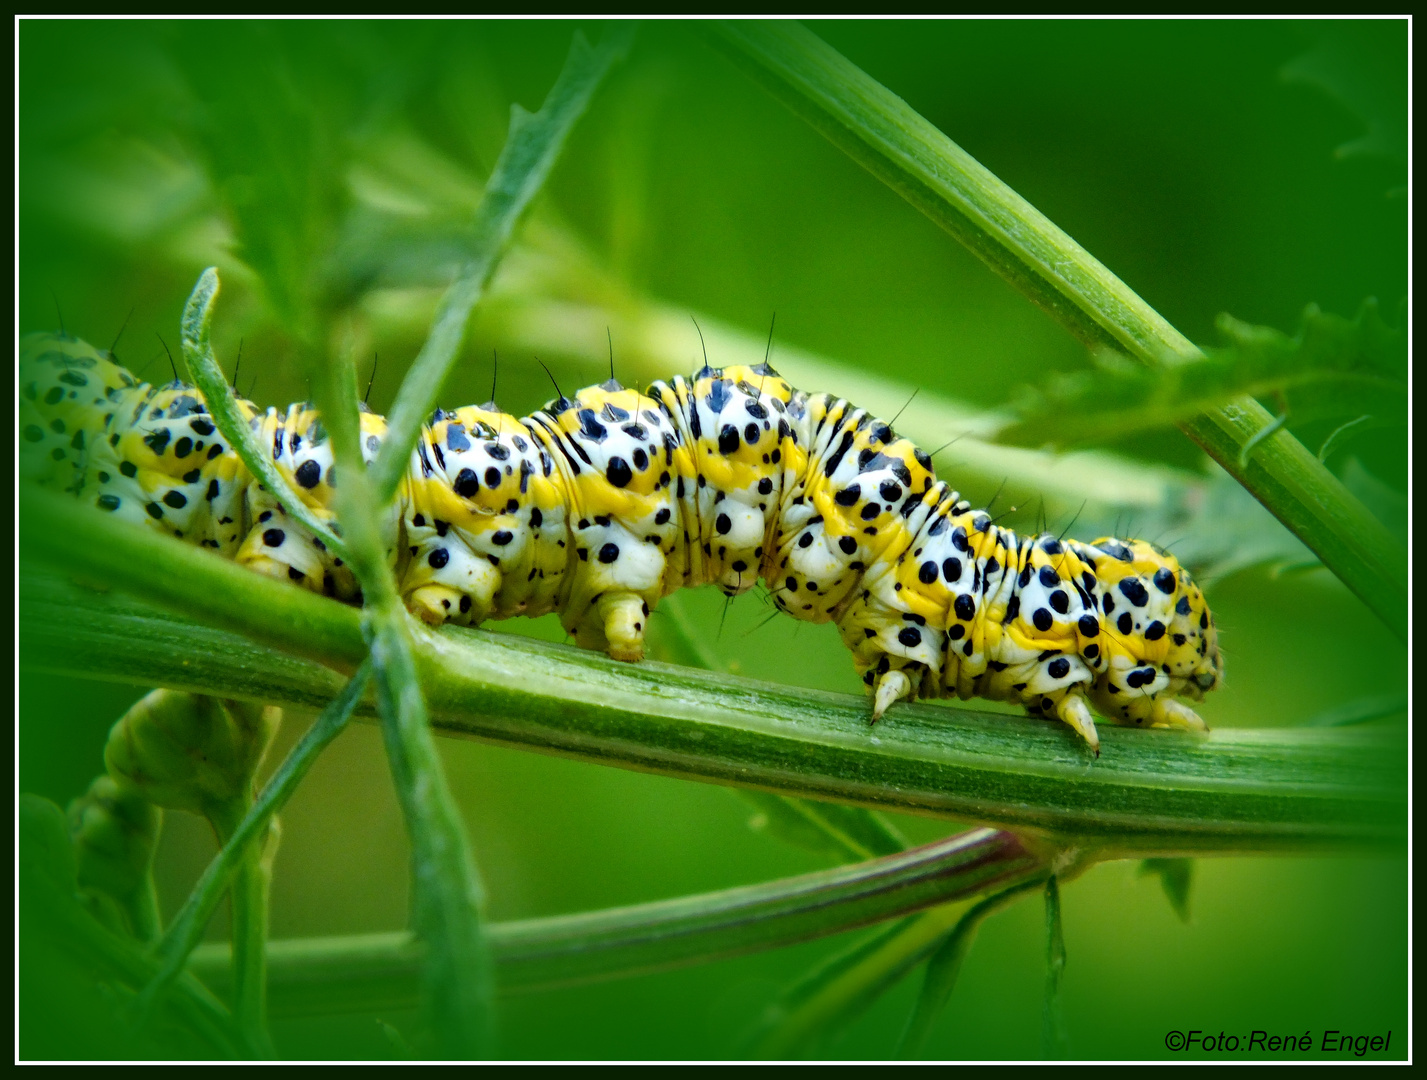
[131,874,163,945]
[188,827,1041,1017]
[179,268,347,560]
[707,20,1407,641]
[1042,876,1069,1058]
[315,343,495,1059]
[895,878,1043,1059]
[369,607,496,1058]
[370,23,636,504]
[209,798,273,1057]
[132,662,371,1036]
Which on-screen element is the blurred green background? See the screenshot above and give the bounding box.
[19,19,1406,1060]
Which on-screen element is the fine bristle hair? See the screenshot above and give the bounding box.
[983,477,1009,516]
[109,306,134,358]
[889,386,919,430]
[365,353,378,405]
[1057,499,1087,543]
[232,339,243,391]
[536,357,565,403]
[155,333,178,381]
[691,316,709,369]
[929,431,969,461]
[490,350,499,405]
[764,312,776,367]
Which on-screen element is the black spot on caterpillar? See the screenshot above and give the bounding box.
[20,332,1224,753]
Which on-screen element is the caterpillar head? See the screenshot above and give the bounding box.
[1122,540,1224,703]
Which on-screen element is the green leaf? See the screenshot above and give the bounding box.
[895,879,1042,1059]
[1281,23,1407,165]
[306,320,495,1058]
[1117,468,1318,586]
[1139,858,1194,923]
[995,300,1406,451]
[707,20,1407,642]
[744,915,920,1058]
[165,22,357,337]
[743,791,907,864]
[370,24,636,504]
[369,610,495,1059]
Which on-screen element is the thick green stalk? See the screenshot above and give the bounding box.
[189,827,1039,1016]
[19,517,1406,854]
[20,486,368,672]
[706,20,1406,640]
[370,23,635,503]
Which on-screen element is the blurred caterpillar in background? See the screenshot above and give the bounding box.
[20,330,1222,753]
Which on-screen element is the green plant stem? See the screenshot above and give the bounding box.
[314,337,496,1059]
[188,826,1040,1017]
[706,20,1407,641]
[369,23,635,504]
[179,267,348,560]
[133,662,371,1039]
[21,486,368,673]
[1042,876,1069,1057]
[130,874,163,945]
[208,799,273,1057]
[19,510,1406,853]
[369,605,496,1058]
[895,879,1042,1058]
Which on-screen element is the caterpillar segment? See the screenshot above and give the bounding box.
[21,331,1224,752]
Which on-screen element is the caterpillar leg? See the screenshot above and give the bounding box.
[599,592,649,661]
[1150,697,1209,733]
[569,591,649,661]
[1051,692,1100,756]
[872,667,914,720]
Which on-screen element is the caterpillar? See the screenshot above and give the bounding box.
[20,330,1222,753]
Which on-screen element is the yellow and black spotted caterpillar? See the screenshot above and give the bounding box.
[20,331,1223,753]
